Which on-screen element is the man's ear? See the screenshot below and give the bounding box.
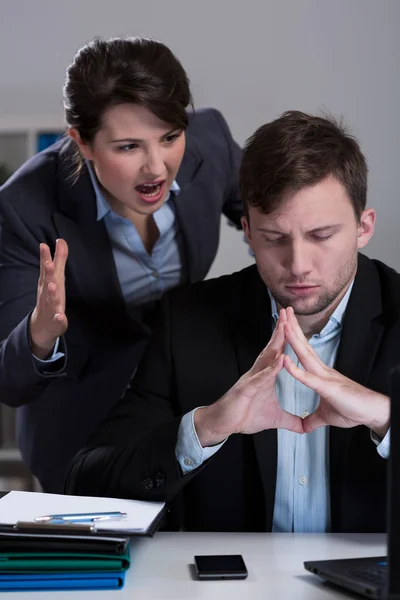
[241,215,251,241]
[241,215,255,254]
[357,208,376,249]
[68,127,93,161]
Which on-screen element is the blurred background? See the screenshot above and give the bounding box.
[0,0,399,489]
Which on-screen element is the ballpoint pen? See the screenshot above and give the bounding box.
[34,511,128,523]
[15,521,95,532]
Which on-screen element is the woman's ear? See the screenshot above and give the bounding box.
[68,128,93,161]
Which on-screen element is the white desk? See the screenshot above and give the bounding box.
[1,532,386,599]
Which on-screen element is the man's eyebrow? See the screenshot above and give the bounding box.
[307,224,342,233]
[256,224,342,235]
[256,228,285,235]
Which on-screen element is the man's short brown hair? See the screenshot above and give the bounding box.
[240,111,368,220]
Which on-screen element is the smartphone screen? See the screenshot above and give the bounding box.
[194,554,248,579]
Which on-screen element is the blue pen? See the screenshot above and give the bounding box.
[34,511,128,523]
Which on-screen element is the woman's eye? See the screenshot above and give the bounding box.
[118,143,138,152]
[164,133,181,144]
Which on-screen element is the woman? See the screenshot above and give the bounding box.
[0,37,243,492]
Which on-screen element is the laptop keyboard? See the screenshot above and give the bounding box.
[347,566,386,587]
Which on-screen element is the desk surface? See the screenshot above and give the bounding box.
[0,532,386,599]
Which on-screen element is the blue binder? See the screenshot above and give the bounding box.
[0,570,126,590]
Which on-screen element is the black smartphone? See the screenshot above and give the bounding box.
[194,554,248,580]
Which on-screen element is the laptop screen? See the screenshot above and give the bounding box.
[387,365,400,597]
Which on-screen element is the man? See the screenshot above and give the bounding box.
[66,111,400,533]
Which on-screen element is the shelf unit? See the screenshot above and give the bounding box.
[0,114,65,184]
[0,115,64,490]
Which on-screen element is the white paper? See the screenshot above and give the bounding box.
[0,491,165,534]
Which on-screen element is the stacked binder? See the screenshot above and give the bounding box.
[0,528,131,591]
[0,490,166,592]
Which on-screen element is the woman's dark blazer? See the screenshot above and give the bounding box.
[0,107,243,492]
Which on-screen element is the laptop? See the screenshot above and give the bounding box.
[304,365,400,600]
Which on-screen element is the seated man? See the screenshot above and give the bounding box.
[65,111,399,533]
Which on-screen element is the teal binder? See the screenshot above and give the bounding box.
[0,545,130,572]
[0,545,130,590]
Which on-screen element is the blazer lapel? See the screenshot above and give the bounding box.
[334,254,384,384]
[174,134,204,283]
[329,253,384,530]
[53,142,127,319]
[233,267,278,530]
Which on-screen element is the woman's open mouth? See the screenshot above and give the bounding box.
[135,180,165,203]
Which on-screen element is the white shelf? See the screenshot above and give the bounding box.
[0,448,22,462]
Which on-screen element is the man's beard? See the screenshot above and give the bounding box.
[273,286,348,316]
[258,253,357,317]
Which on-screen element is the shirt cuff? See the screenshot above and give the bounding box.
[32,337,65,365]
[370,427,390,459]
[175,408,226,475]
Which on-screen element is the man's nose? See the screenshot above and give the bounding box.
[286,241,313,278]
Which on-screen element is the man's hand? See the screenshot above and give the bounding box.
[30,239,69,359]
[194,310,304,447]
[283,307,390,438]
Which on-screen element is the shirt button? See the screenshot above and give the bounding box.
[299,475,308,486]
[142,478,154,491]
[184,458,193,467]
[301,409,309,419]
[152,270,160,278]
[155,472,166,487]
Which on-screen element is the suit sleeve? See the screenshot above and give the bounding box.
[65,295,206,502]
[0,186,67,406]
[212,109,244,229]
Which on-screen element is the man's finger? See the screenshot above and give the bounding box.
[266,310,288,355]
[287,307,308,341]
[250,324,285,375]
[286,307,325,364]
[250,316,282,368]
[268,321,286,354]
[277,409,305,434]
[268,353,284,376]
[286,307,317,351]
[284,321,324,375]
[53,239,69,279]
[283,355,325,394]
[302,409,326,433]
[279,307,287,324]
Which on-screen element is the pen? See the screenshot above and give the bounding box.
[34,511,128,523]
[16,521,95,532]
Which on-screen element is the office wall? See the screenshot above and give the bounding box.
[1,0,399,277]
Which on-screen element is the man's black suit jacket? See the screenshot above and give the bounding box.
[66,254,400,533]
[0,107,243,492]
